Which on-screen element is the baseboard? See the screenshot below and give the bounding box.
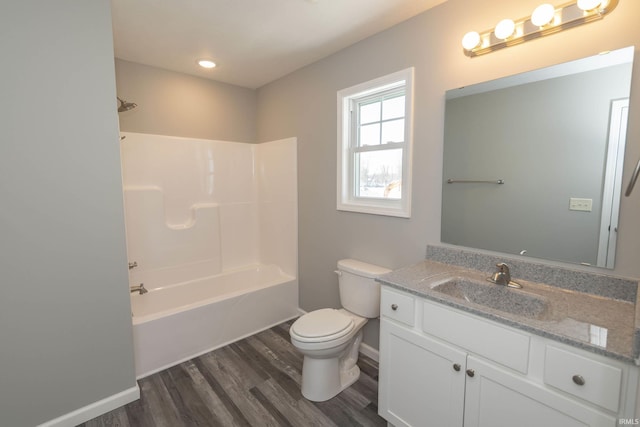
[359,342,379,362]
[37,385,140,427]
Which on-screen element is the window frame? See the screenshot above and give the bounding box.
[336,68,414,218]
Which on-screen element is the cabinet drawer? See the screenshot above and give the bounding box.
[422,300,530,373]
[544,345,622,412]
[381,287,415,326]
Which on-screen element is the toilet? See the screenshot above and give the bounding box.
[290,259,391,402]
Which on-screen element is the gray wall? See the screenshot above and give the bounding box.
[0,1,137,426]
[442,64,632,265]
[256,0,640,348]
[116,59,257,143]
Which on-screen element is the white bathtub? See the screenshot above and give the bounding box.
[131,264,299,378]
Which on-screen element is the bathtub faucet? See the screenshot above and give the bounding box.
[130,283,148,295]
[128,261,138,270]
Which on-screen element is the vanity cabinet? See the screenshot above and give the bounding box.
[380,320,466,426]
[463,355,614,427]
[378,286,637,427]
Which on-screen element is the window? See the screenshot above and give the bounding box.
[337,68,414,217]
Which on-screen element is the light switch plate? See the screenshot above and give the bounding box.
[569,198,592,212]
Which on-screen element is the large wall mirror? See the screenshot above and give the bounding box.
[442,46,634,269]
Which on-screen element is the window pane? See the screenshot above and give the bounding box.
[382,95,405,120]
[359,101,381,125]
[359,123,380,146]
[355,149,402,199]
[381,119,404,144]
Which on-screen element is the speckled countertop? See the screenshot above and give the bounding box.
[377,258,639,364]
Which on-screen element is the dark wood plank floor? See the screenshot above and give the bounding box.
[79,320,386,427]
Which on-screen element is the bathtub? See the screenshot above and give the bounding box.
[131,264,299,378]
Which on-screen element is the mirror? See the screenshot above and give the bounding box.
[442,46,634,268]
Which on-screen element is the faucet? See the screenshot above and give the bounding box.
[487,263,522,289]
[128,261,138,270]
[130,283,148,295]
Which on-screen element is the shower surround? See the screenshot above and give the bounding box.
[120,132,298,377]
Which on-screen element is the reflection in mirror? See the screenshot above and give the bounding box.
[442,46,634,269]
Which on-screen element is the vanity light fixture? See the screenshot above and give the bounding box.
[531,3,556,27]
[577,0,604,10]
[462,31,481,51]
[461,0,618,57]
[494,19,516,40]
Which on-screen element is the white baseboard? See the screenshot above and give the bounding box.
[359,342,379,362]
[37,385,140,427]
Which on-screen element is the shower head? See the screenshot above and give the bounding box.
[117,96,137,112]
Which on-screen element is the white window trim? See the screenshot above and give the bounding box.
[337,68,414,218]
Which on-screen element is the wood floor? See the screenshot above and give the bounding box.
[79,320,386,427]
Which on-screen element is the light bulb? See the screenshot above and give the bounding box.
[462,31,481,50]
[494,19,515,40]
[531,4,555,27]
[197,59,217,69]
[577,0,602,11]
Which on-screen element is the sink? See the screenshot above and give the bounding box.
[431,277,554,320]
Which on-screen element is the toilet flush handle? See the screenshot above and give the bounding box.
[334,270,342,276]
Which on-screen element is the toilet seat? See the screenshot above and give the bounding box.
[291,309,355,343]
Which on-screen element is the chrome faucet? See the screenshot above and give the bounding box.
[130,283,148,295]
[128,261,138,270]
[487,263,522,289]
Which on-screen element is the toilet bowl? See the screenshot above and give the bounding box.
[290,308,367,401]
[290,259,390,402]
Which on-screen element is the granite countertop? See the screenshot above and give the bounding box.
[377,259,639,364]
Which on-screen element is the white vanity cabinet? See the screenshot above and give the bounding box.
[463,355,616,427]
[380,319,466,426]
[378,286,638,427]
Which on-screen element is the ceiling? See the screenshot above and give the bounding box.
[110,0,448,89]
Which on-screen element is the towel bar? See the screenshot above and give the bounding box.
[447,179,505,185]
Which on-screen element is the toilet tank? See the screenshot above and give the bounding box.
[337,259,391,318]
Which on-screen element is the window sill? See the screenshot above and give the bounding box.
[337,201,411,218]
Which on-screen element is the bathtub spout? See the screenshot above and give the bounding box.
[130,283,148,295]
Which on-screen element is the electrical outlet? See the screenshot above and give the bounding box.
[569,198,592,212]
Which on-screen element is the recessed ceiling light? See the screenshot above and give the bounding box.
[197,59,216,69]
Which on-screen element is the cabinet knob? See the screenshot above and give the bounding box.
[391,304,398,311]
[572,375,585,386]
[453,363,461,372]
[466,369,475,377]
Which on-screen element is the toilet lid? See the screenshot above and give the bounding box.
[291,309,354,342]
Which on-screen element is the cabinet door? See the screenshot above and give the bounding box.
[379,319,467,427]
[463,356,616,427]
